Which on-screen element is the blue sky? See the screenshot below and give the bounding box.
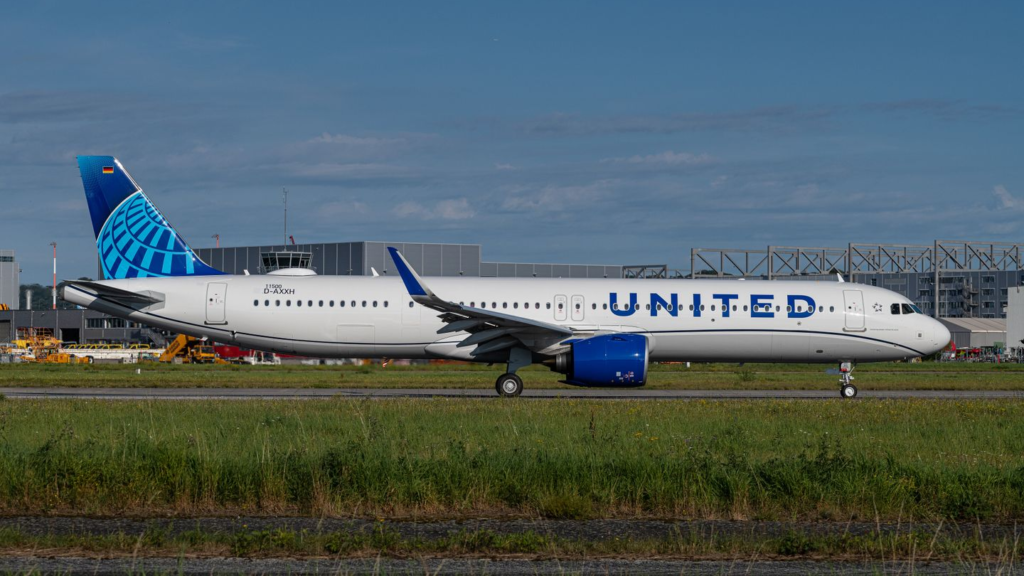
[2,1,1022,283]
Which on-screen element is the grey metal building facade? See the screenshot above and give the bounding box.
[0,250,18,310]
[0,309,168,347]
[190,241,622,279]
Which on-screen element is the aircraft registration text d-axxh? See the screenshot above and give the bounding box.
[63,156,951,397]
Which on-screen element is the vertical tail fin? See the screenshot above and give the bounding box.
[77,156,225,279]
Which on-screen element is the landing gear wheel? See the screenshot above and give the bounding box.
[495,373,524,397]
[841,384,858,399]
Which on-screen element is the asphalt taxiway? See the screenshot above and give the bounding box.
[0,387,1020,400]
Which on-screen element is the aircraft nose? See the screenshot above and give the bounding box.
[930,320,951,354]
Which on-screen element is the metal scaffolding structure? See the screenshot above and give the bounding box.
[689,241,1024,319]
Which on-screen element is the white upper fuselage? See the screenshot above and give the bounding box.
[64,274,950,363]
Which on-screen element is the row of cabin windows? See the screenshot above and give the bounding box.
[252,298,838,315]
[254,299,389,308]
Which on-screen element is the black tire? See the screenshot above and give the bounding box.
[840,384,858,399]
[495,373,524,398]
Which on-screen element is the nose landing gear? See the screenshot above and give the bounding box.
[838,362,857,398]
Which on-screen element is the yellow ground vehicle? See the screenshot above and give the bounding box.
[158,334,228,364]
[25,346,91,364]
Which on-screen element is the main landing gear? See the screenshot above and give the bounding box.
[495,373,524,397]
[838,361,857,399]
[495,347,532,398]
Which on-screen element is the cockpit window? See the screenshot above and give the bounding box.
[890,303,901,315]
[910,304,923,314]
[901,303,915,314]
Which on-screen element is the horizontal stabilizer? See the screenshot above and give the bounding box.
[62,280,163,306]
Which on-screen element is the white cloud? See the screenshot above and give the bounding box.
[394,198,475,220]
[993,184,1019,209]
[307,133,408,147]
[501,181,615,212]
[602,151,716,167]
[494,163,515,170]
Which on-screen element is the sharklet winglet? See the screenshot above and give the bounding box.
[387,247,432,298]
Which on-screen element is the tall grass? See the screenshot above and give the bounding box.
[0,398,1021,520]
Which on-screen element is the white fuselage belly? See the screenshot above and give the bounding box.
[64,276,948,363]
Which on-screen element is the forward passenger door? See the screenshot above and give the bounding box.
[843,290,866,331]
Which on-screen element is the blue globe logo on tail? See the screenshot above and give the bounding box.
[78,155,224,280]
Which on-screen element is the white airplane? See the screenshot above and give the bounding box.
[63,156,951,398]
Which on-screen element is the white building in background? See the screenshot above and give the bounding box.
[1006,287,1024,352]
[0,250,18,310]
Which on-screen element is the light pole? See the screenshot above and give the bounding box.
[212,234,220,248]
[49,242,56,310]
[50,242,58,343]
[282,188,288,246]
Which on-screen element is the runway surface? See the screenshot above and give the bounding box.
[1,387,1021,400]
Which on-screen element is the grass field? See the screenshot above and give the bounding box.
[0,523,1019,564]
[0,397,1021,522]
[2,361,1024,390]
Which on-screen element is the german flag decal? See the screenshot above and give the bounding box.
[102,166,114,174]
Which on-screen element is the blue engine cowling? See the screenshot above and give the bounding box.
[554,333,649,387]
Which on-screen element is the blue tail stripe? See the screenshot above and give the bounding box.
[77,156,226,279]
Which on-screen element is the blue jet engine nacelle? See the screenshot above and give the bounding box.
[552,333,649,387]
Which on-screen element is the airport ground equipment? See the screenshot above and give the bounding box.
[158,334,227,364]
[24,346,91,364]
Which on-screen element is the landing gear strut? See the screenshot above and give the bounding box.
[495,347,532,398]
[838,362,857,398]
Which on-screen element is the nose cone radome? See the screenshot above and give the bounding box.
[929,320,951,355]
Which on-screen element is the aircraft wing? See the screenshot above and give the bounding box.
[388,247,573,356]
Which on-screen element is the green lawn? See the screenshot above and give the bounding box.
[2,361,1024,390]
[0,397,1021,521]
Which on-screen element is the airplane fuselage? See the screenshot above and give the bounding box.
[64,274,950,364]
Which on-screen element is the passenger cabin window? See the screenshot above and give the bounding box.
[253,299,258,306]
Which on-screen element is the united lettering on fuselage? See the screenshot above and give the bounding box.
[609,293,817,319]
